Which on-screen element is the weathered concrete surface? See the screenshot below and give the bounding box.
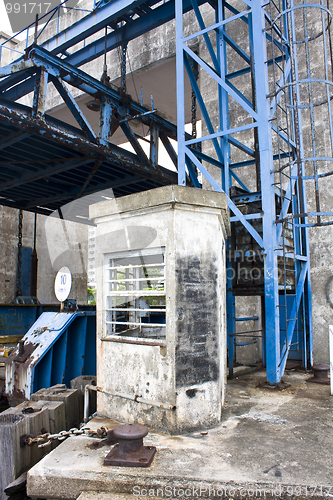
[40,213,88,304]
[70,376,97,419]
[0,32,19,67]
[0,205,88,304]
[76,494,164,500]
[27,370,333,500]
[0,206,35,303]
[90,186,230,434]
[309,227,333,364]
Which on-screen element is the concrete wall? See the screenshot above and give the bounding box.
[0,32,19,67]
[39,213,88,304]
[0,205,88,304]
[90,186,230,433]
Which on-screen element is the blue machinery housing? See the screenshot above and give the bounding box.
[1,0,333,383]
[5,310,96,399]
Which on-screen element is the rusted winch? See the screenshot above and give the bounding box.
[307,364,330,385]
[104,423,156,467]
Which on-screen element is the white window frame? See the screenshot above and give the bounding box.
[103,247,166,342]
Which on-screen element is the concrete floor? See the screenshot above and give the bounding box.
[27,369,333,500]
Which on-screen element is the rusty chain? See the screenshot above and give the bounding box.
[191,88,197,140]
[121,40,127,95]
[15,209,23,298]
[23,426,108,448]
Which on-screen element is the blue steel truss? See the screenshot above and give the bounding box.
[1,0,332,382]
[175,0,318,382]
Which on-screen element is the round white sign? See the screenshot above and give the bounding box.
[54,267,72,302]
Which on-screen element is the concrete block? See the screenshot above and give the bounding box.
[31,385,82,429]
[0,399,65,500]
[70,376,97,418]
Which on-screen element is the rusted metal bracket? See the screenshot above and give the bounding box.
[5,341,37,364]
[104,424,156,468]
[20,434,34,447]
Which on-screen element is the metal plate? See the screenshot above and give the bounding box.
[104,444,156,467]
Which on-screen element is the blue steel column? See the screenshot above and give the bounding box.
[216,0,235,375]
[227,251,236,378]
[99,96,112,145]
[289,0,313,368]
[176,0,186,186]
[217,0,229,192]
[250,0,281,383]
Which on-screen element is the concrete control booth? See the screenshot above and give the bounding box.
[90,185,230,434]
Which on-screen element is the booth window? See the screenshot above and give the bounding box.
[104,248,166,341]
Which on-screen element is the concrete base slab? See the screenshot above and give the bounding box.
[27,371,333,500]
[77,494,164,500]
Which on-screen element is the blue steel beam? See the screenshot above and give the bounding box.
[159,132,178,168]
[41,0,162,54]
[185,122,257,147]
[120,122,150,166]
[177,0,264,247]
[99,97,113,146]
[32,68,49,118]
[51,76,97,143]
[188,147,251,192]
[0,101,178,185]
[185,147,264,245]
[249,4,281,382]
[0,46,183,150]
[0,0,201,100]
[150,123,159,168]
[184,46,257,118]
[190,0,220,71]
[217,0,232,197]
[229,136,255,158]
[0,132,31,150]
[279,261,308,374]
[0,59,34,78]
[66,0,181,67]
[184,53,225,163]
[28,47,179,139]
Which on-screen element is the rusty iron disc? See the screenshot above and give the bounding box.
[113,424,148,441]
